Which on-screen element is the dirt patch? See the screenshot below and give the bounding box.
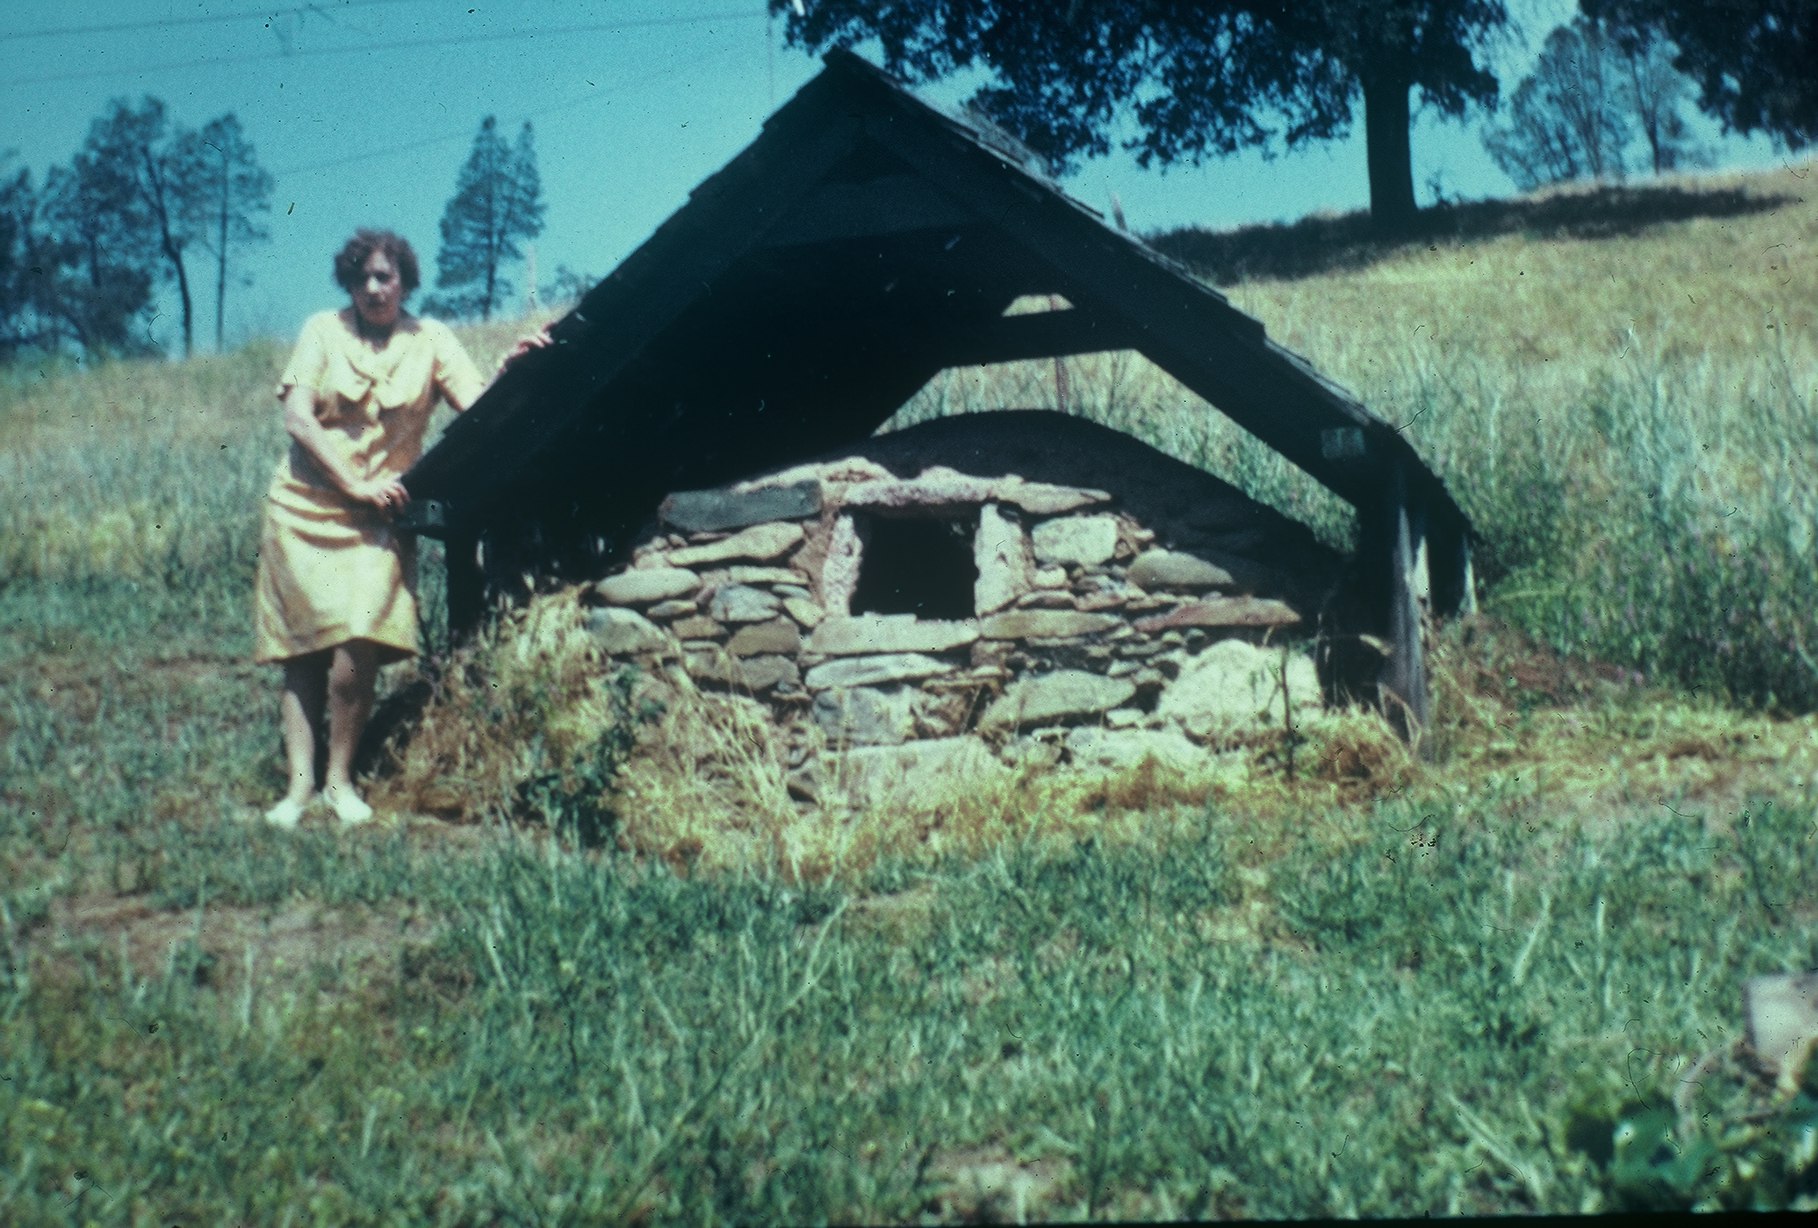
[1434,615,1642,710]
[846,881,940,937]
[924,1143,1072,1222]
[34,892,437,1004]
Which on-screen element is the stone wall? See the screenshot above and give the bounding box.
[575,451,1332,799]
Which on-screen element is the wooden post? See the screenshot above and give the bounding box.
[1453,530,1477,618]
[446,528,484,644]
[1423,504,1477,620]
[1380,464,1431,741]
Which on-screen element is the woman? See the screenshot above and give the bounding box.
[254,228,523,827]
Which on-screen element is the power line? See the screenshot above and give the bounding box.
[0,0,427,43]
[5,8,762,90]
[273,35,751,177]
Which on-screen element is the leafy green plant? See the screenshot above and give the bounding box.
[513,666,661,847]
[1567,1059,1818,1211]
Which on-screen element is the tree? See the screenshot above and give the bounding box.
[1585,0,1818,150]
[429,117,545,321]
[1482,17,1633,189]
[77,98,207,357]
[1614,28,1704,173]
[180,114,273,351]
[0,154,51,359]
[1481,16,1704,191]
[542,263,596,309]
[772,0,1511,234]
[38,153,157,355]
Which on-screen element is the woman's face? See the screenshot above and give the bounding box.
[351,249,404,331]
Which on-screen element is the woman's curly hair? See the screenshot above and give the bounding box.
[332,229,421,296]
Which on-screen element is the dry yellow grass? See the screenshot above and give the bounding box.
[369,581,1422,880]
[0,316,552,585]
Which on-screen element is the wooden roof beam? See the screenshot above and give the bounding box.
[406,79,870,505]
[761,174,973,247]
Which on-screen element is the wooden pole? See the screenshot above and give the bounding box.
[1422,499,1476,619]
[446,528,484,643]
[1380,463,1431,741]
[1453,530,1477,617]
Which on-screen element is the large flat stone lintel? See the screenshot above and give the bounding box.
[842,467,1110,517]
[660,480,822,534]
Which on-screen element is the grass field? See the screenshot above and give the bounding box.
[3,171,1816,1221]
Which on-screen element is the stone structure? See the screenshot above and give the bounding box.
[573,425,1337,795]
[405,52,1475,734]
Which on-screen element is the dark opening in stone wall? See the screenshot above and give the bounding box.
[850,511,979,619]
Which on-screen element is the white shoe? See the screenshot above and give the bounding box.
[263,795,309,829]
[325,786,374,826]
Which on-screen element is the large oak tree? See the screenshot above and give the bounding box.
[773,0,1509,233]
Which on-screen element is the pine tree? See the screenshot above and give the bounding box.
[429,117,546,322]
[180,114,274,351]
[0,154,50,359]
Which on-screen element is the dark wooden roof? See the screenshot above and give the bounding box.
[405,49,1470,577]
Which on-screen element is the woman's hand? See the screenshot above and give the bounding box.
[498,324,554,373]
[353,475,411,517]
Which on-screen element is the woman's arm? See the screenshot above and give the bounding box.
[281,384,403,512]
[436,322,554,414]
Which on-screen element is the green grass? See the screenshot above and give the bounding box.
[3,178,1818,1220]
[4,797,1815,1220]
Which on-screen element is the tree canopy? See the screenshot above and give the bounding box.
[78,99,205,358]
[35,98,274,358]
[1585,0,1818,149]
[0,155,53,359]
[0,96,274,363]
[428,117,546,322]
[773,0,1510,232]
[14,145,159,357]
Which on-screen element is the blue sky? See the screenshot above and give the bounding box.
[0,0,1786,350]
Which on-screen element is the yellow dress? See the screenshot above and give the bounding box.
[253,309,485,665]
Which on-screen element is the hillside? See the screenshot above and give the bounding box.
[2,170,1816,1219]
[896,163,1818,711]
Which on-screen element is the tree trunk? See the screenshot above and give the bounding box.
[167,233,194,358]
[1361,71,1418,235]
[141,148,194,357]
[215,153,228,352]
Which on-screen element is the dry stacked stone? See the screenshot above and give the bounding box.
[578,459,1325,789]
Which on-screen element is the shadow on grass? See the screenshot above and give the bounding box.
[358,672,436,781]
[1148,179,1799,285]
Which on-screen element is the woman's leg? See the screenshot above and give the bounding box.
[269,653,328,825]
[322,639,380,822]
